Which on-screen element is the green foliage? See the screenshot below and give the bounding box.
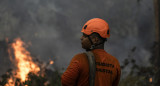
[119,63,156,86]
[24,72,48,86]
[119,47,158,86]
[46,71,61,86]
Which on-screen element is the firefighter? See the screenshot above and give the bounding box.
[61,18,121,86]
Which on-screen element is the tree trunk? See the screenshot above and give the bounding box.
[153,0,160,85]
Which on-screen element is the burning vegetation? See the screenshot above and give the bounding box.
[0,38,61,86]
[0,38,158,86]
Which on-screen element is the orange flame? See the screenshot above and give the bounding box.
[49,60,54,65]
[7,38,40,84]
[5,78,14,86]
[149,77,152,83]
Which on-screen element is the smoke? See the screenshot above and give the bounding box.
[0,0,155,75]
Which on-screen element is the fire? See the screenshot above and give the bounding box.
[49,60,54,65]
[5,78,14,86]
[6,38,40,85]
[149,77,152,83]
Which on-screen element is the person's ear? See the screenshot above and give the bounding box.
[92,37,99,44]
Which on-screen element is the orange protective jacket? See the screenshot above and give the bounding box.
[61,49,121,86]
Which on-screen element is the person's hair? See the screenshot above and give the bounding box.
[90,32,107,43]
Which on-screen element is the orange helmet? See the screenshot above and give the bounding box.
[81,18,110,38]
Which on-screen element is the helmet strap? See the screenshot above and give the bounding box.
[87,35,105,50]
[87,36,93,45]
[87,36,95,50]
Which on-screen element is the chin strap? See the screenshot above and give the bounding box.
[87,36,95,50]
[87,36,104,50]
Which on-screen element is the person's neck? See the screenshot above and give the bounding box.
[85,45,104,51]
[94,47,104,49]
[94,44,104,49]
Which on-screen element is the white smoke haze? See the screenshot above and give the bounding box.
[0,0,155,76]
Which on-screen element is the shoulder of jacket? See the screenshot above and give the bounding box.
[106,53,121,67]
[107,53,118,61]
[73,53,87,59]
